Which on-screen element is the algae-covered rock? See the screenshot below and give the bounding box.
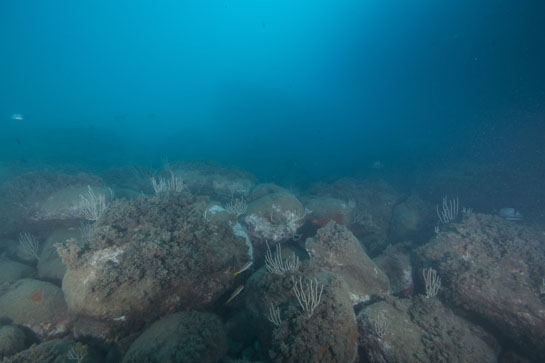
[388,195,433,242]
[37,228,74,281]
[308,178,400,256]
[357,297,499,363]
[0,325,28,360]
[418,213,545,361]
[122,312,227,363]
[245,265,358,363]
[59,193,250,332]
[374,245,414,296]
[305,197,352,227]
[0,172,104,237]
[0,279,70,339]
[243,191,306,247]
[169,161,257,201]
[2,339,102,363]
[0,258,35,284]
[305,221,390,304]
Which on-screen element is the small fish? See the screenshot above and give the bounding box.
[233,261,253,277]
[11,113,24,121]
[31,290,43,302]
[225,285,244,304]
[112,316,126,322]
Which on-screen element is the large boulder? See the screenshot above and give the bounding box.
[169,162,257,201]
[0,258,35,284]
[122,312,227,363]
[1,339,103,363]
[37,228,74,281]
[305,221,390,305]
[243,191,306,248]
[308,179,400,256]
[418,213,545,361]
[0,172,105,236]
[58,193,250,334]
[245,264,358,363]
[0,325,29,360]
[373,245,414,296]
[357,297,499,363]
[304,197,352,227]
[0,278,70,339]
[388,195,433,242]
[30,184,113,222]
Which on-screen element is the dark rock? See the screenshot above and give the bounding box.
[374,245,414,296]
[418,213,545,361]
[389,195,434,242]
[245,264,358,363]
[122,312,227,363]
[357,296,499,363]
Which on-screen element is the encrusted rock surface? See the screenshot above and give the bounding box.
[418,213,545,361]
[245,264,358,363]
[357,296,499,363]
[305,221,390,304]
[58,193,250,334]
[122,312,227,363]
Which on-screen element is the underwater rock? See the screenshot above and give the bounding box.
[0,172,104,236]
[374,245,413,296]
[224,310,257,357]
[122,311,227,363]
[388,195,433,242]
[30,184,113,222]
[37,228,74,282]
[248,183,290,202]
[242,191,306,248]
[1,339,102,363]
[169,161,257,201]
[304,197,352,227]
[245,264,358,363]
[418,213,545,361]
[357,296,499,363]
[308,178,400,256]
[71,315,127,346]
[305,221,390,305]
[0,278,70,339]
[58,193,250,333]
[102,165,158,195]
[498,207,523,221]
[0,258,35,284]
[0,325,28,360]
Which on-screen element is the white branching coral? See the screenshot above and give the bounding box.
[372,312,389,339]
[18,232,40,261]
[292,276,324,319]
[267,303,282,326]
[78,185,108,221]
[423,267,441,298]
[225,197,247,217]
[436,196,459,224]
[151,172,184,194]
[265,242,300,275]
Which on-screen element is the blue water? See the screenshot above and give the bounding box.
[1,0,543,185]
